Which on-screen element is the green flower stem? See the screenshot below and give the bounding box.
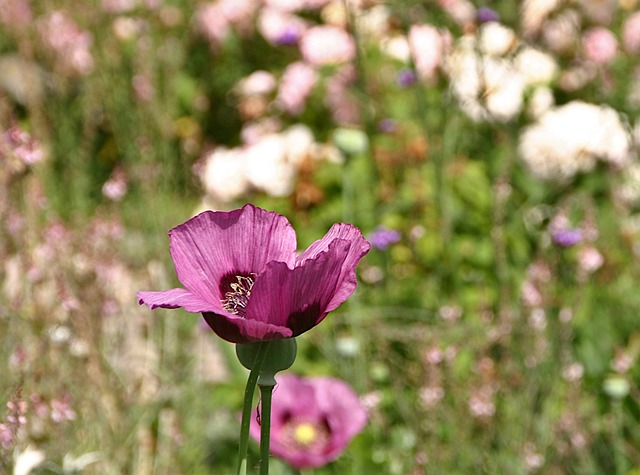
[613,399,627,475]
[258,374,277,475]
[237,341,272,475]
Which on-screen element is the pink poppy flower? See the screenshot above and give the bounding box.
[250,374,367,469]
[137,204,369,343]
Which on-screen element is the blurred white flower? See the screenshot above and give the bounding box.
[617,162,640,206]
[381,35,411,62]
[13,446,45,475]
[63,452,102,472]
[244,125,314,196]
[541,9,580,54]
[519,101,632,181]
[521,0,560,35]
[357,5,391,38]
[200,147,249,202]
[446,37,526,122]
[479,23,517,56]
[515,47,558,86]
[527,86,555,118]
[235,70,277,97]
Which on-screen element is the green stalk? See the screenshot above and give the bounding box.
[237,342,271,475]
[258,375,277,475]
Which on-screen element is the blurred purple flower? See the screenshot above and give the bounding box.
[250,374,367,469]
[377,118,396,133]
[368,226,401,250]
[275,27,301,45]
[476,7,499,24]
[551,228,583,247]
[138,204,370,343]
[396,68,417,87]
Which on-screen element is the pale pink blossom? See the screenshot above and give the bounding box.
[39,12,94,75]
[623,11,640,54]
[102,0,137,12]
[0,0,32,27]
[132,73,154,101]
[578,246,604,274]
[236,70,277,97]
[2,126,44,165]
[276,61,317,115]
[258,7,307,45]
[409,24,445,81]
[102,169,128,201]
[300,25,355,66]
[582,27,618,65]
[195,0,257,47]
[437,0,475,25]
[264,0,306,12]
[325,66,359,125]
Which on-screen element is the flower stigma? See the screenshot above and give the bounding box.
[222,275,255,317]
[293,423,318,447]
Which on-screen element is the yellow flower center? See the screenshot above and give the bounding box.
[293,422,318,447]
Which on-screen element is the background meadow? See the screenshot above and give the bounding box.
[3,0,640,473]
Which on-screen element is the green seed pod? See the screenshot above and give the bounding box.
[236,338,297,375]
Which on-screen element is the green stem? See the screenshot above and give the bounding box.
[258,375,276,475]
[613,399,627,475]
[237,342,271,475]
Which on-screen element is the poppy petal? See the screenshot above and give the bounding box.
[202,311,293,343]
[296,223,370,312]
[246,240,350,335]
[137,288,219,312]
[169,204,297,303]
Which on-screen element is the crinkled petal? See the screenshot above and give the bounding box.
[202,312,293,343]
[169,204,297,303]
[314,377,367,447]
[296,223,370,312]
[246,240,351,336]
[137,289,219,312]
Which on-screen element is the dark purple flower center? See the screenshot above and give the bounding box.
[221,274,255,317]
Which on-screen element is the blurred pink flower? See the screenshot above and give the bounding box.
[578,246,604,274]
[258,7,307,45]
[300,25,355,66]
[264,0,306,12]
[102,0,136,12]
[0,0,32,27]
[195,0,256,47]
[39,12,94,75]
[236,70,277,97]
[102,169,128,201]
[250,374,367,469]
[437,0,475,26]
[409,24,445,81]
[132,73,155,101]
[582,27,618,65]
[276,61,317,115]
[50,396,76,423]
[325,65,360,125]
[2,126,44,165]
[623,11,640,54]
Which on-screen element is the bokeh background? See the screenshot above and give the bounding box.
[3,0,640,473]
